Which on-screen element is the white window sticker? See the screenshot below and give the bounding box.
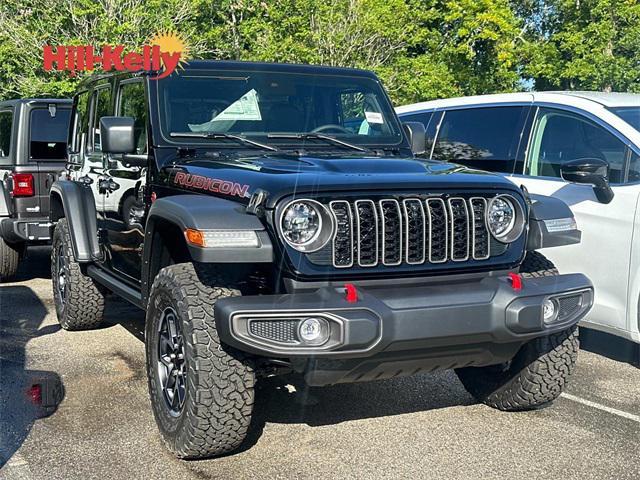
[189,89,262,132]
[213,89,262,121]
[365,111,384,124]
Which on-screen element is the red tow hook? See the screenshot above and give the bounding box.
[508,272,523,291]
[344,283,358,303]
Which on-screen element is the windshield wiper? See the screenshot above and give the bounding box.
[267,133,368,152]
[170,132,279,152]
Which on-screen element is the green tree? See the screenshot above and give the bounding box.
[516,0,640,92]
[0,0,204,99]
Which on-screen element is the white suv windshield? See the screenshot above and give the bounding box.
[156,70,403,147]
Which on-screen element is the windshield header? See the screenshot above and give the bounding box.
[155,69,404,149]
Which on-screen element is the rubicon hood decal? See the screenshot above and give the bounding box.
[172,171,249,198]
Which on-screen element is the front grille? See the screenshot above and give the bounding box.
[327,196,499,269]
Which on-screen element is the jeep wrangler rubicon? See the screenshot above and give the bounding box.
[0,98,71,280]
[50,61,593,459]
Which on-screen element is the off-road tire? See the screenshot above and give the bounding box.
[0,236,21,281]
[456,325,579,411]
[51,218,105,330]
[121,194,139,228]
[519,251,559,277]
[145,263,255,459]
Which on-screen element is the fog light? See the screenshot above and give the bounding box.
[543,298,558,324]
[298,317,329,345]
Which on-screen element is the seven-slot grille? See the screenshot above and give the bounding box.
[328,197,494,268]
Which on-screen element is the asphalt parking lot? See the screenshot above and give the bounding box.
[1,247,639,480]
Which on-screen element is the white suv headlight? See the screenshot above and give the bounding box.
[487,195,525,243]
[279,199,334,252]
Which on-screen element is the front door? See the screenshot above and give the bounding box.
[513,107,640,334]
[98,79,148,282]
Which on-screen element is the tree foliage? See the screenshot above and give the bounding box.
[0,0,639,103]
[516,0,640,92]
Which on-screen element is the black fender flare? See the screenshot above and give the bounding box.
[526,194,581,250]
[143,192,273,269]
[49,180,101,262]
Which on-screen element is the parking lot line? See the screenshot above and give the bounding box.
[560,393,640,423]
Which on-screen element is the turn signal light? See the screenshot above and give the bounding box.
[11,173,35,197]
[184,229,260,248]
[185,228,205,247]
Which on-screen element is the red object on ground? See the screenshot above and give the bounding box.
[508,272,523,291]
[345,283,358,303]
[28,383,42,405]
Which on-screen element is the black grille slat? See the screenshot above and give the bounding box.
[380,200,402,265]
[448,198,469,261]
[330,201,353,267]
[470,198,490,260]
[355,200,379,267]
[403,199,426,264]
[426,199,448,263]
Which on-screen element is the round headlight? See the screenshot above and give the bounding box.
[487,195,525,243]
[279,199,334,252]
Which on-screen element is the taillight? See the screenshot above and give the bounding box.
[11,173,35,197]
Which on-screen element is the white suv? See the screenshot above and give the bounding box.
[398,92,640,345]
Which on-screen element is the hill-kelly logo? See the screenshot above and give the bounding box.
[43,31,190,80]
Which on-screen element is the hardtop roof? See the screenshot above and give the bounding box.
[0,98,72,108]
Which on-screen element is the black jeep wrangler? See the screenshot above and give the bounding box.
[0,98,71,280]
[50,61,593,459]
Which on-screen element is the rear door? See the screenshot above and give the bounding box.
[27,105,72,214]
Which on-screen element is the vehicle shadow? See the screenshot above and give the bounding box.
[12,246,52,282]
[233,369,474,455]
[0,285,64,467]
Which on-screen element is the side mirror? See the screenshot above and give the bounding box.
[560,158,614,204]
[100,116,135,154]
[402,122,426,155]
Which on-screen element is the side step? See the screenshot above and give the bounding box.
[87,265,143,308]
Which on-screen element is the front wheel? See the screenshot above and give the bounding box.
[145,263,255,459]
[456,325,579,411]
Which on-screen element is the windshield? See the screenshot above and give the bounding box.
[156,70,403,148]
[610,107,640,132]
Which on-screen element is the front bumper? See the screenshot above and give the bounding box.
[215,273,593,386]
[0,217,52,243]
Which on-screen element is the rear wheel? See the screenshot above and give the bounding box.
[145,263,255,459]
[0,237,21,281]
[51,218,105,330]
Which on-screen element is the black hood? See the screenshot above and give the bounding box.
[157,150,522,208]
